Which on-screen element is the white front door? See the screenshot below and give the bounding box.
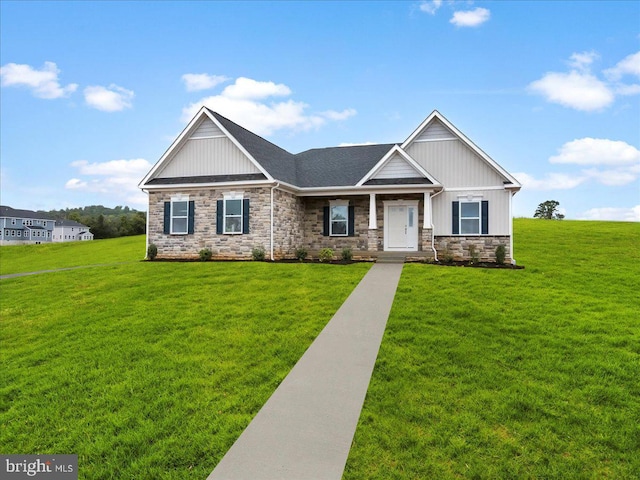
[384,201,418,251]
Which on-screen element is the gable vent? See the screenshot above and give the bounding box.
[415,119,456,142]
[190,118,224,139]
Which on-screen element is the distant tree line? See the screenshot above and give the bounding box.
[43,205,146,239]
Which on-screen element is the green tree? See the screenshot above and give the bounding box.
[534,200,565,220]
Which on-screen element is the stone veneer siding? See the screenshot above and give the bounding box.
[272,189,305,259]
[435,235,511,262]
[303,196,369,253]
[149,187,273,260]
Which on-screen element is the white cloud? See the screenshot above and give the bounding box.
[450,7,490,27]
[181,73,229,92]
[65,178,88,189]
[583,167,638,186]
[568,51,599,72]
[549,138,640,166]
[66,158,152,208]
[181,77,356,135]
[222,77,291,100]
[338,142,377,147]
[603,51,640,81]
[528,71,614,111]
[513,172,588,190]
[529,51,640,111]
[321,108,357,121]
[579,205,640,222]
[419,0,442,15]
[84,84,134,112]
[0,61,78,99]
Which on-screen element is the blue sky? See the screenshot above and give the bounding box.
[1,1,638,220]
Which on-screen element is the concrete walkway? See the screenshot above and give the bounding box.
[208,262,404,480]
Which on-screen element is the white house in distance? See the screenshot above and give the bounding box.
[52,219,94,242]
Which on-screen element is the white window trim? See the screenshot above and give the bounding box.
[170,195,190,235]
[223,192,244,235]
[329,200,349,237]
[459,200,481,235]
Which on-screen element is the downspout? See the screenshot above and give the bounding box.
[270,182,280,261]
[143,189,150,259]
[429,188,444,261]
[509,190,516,265]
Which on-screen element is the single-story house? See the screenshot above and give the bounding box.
[139,108,521,262]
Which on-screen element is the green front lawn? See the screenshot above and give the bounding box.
[0,235,145,275]
[0,261,371,479]
[344,219,640,479]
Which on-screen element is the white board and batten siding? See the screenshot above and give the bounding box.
[372,154,421,179]
[407,140,507,188]
[432,189,511,235]
[155,119,261,178]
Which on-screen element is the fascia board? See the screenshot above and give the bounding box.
[296,184,443,197]
[356,145,441,187]
[139,106,210,188]
[355,145,396,186]
[142,180,275,191]
[401,110,522,188]
[205,110,274,181]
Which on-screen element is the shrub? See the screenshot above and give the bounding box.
[199,248,212,262]
[341,247,353,261]
[318,248,334,263]
[441,248,454,264]
[252,246,266,261]
[147,243,158,261]
[295,247,308,261]
[495,244,506,265]
[468,245,480,265]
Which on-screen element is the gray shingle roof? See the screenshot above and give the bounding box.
[54,219,90,228]
[209,110,299,185]
[209,110,398,188]
[294,144,397,187]
[0,206,53,220]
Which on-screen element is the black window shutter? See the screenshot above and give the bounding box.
[242,199,250,234]
[322,206,330,236]
[188,201,195,234]
[452,201,460,235]
[348,206,355,236]
[481,201,489,235]
[163,202,171,234]
[216,200,223,234]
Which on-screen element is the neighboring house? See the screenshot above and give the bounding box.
[139,108,521,262]
[0,206,55,245]
[52,219,94,242]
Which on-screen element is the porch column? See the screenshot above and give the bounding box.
[369,193,377,229]
[423,192,431,228]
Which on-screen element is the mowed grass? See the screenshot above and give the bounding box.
[0,260,371,479]
[0,235,145,275]
[344,219,640,479]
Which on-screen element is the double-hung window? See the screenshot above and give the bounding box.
[330,202,348,236]
[224,198,243,234]
[171,200,189,234]
[453,199,488,235]
[460,201,480,235]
